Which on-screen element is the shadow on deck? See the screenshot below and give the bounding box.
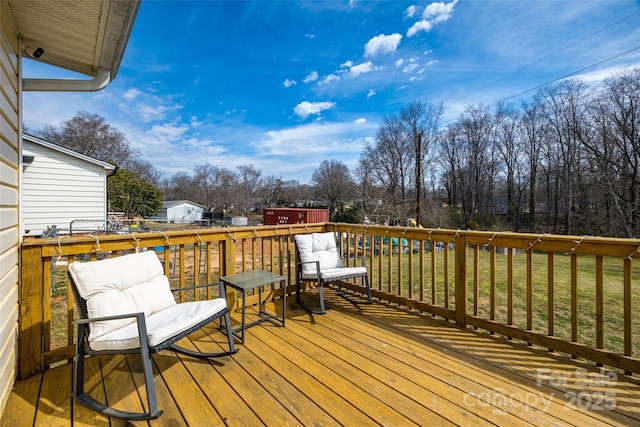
[2,288,640,426]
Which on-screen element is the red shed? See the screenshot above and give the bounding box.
[263,208,329,225]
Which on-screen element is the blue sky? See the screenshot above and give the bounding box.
[23,0,640,184]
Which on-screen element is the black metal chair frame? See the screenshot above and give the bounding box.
[70,277,238,421]
[295,248,373,314]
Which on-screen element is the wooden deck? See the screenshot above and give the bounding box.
[2,288,640,427]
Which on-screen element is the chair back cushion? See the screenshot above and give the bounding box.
[68,250,176,341]
[294,232,343,275]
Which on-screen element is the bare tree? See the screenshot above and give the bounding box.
[520,99,546,232]
[354,160,386,224]
[259,175,284,208]
[237,165,262,215]
[193,164,217,209]
[581,68,640,237]
[39,111,132,167]
[494,102,527,230]
[537,80,590,234]
[399,100,443,225]
[362,114,413,222]
[312,160,355,221]
[161,171,197,201]
[212,167,239,216]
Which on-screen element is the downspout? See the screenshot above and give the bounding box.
[22,66,111,92]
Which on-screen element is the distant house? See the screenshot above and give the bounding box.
[21,134,116,237]
[150,200,205,222]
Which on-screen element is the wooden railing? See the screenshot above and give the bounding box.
[18,223,640,379]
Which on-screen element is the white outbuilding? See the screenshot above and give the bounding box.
[151,200,205,223]
[21,134,116,237]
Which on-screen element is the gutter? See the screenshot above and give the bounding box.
[22,66,111,92]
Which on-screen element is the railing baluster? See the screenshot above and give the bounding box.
[571,253,578,346]
[507,247,513,327]
[526,249,533,334]
[431,243,436,306]
[473,245,479,318]
[624,257,632,375]
[444,243,450,309]
[595,254,603,366]
[547,252,555,341]
[490,246,496,323]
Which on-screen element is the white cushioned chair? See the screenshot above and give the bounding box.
[294,232,372,314]
[68,250,237,420]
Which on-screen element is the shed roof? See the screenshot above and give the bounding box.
[23,134,116,172]
[162,200,205,209]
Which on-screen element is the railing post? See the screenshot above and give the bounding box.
[455,234,468,327]
[19,244,45,378]
[223,233,238,310]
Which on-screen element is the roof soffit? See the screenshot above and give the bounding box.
[7,0,139,78]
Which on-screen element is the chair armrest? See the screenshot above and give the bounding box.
[73,311,145,326]
[73,311,152,349]
[297,260,321,276]
[297,260,320,267]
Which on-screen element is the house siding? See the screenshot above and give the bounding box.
[22,138,111,236]
[0,1,20,415]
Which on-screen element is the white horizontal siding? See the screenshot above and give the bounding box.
[22,139,109,235]
[0,0,20,415]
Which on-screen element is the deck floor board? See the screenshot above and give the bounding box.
[2,288,640,426]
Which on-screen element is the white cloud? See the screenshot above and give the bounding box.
[123,88,141,100]
[134,102,175,123]
[303,71,319,83]
[349,61,376,77]
[396,58,405,68]
[405,5,417,18]
[293,101,336,119]
[354,118,366,124]
[341,60,354,68]
[407,20,434,37]
[283,78,297,87]
[367,89,376,98]
[364,33,402,57]
[320,74,340,85]
[403,63,419,74]
[407,0,457,37]
[259,121,377,158]
[423,0,458,23]
[190,116,203,128]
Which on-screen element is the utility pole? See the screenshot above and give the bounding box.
[416,131,422,226]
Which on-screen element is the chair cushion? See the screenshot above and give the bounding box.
[294,232,343,275]
[68,251,176,342]
[89,298,227,351]
[302,266,367,281]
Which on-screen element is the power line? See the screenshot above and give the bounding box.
[444,11,640,110]
[440,45,640,126]
[487,45,640,108]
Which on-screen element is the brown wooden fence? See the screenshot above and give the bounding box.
[18,223,640,378]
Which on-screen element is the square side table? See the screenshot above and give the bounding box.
[220,270,286,344]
